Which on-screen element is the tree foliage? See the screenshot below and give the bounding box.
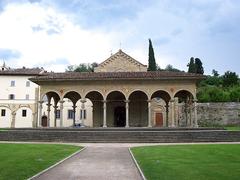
[197,70,240,102]
[195,58,204,74]
[66,62,98,72]
[212,69,219,77]
[165,64,182,72]
[147,39,157,71]
[187,57,196,73]
[222,71,239,87]
[187,57,204,74]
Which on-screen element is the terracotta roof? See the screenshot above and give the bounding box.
[30,71,205,82]
[0,67,45,76]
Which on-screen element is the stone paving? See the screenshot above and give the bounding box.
[33,146,142,180]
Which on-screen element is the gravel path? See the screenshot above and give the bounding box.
[33,146,142,180]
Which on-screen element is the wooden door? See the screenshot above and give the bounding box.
[155,113,163,127]
[41,116,47,127]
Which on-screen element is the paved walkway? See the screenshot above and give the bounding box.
[34,146,142,180]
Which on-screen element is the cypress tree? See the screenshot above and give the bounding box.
[148,39,157,71]
[187,57,196,73]
[195,58,204,74]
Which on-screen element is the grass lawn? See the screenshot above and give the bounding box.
[131,144,240,180]
[224,126,240,131]
[0,143,81,180]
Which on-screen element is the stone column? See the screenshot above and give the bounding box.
[38,101,43,127]
[80,99,86,125]
[125,100,130,127]
[148,100,152,127]
[103,100,107,127]
[72,104,77,127]
[32,113,36,128]
[170,99,175,127]
[59,100,64,127]
[165,102,169,127]
[11,112,16,128]
[47,103,51,127]
[53,105,58,127]
[193,99,198,128]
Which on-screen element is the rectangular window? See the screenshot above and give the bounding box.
[26,94,29,100]
[9,94,15,100]
[22,109,27,117]
[10,80,15,87]
[1,109,6,117]
[56,110,60,119]
[68,110,74,119]
[26,81,30,87]
[80,109,87,119]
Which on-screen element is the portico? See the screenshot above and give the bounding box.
[31,50,204,128]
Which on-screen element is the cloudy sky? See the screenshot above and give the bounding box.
[0,0,239,75]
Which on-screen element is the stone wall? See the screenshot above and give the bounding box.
[197,102,240,126]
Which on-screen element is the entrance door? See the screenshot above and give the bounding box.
[155,113,163,127]
[114,106,126,127]
[41,116,47,127]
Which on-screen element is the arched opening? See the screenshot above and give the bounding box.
[63,91,81,104]
[63,91,81,127]
[174,90,194,127]
[106,91,126,127]
[85,91,104,127]
[45,91,60,105]
[151,90,171,127]
[129,91,148,127]
[42,91,61,127]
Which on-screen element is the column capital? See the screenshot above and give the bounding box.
[193,99,198,102]
[147,99,152,103]
[170,99,175,102]
[102,100,108,103]
[80,99,87,103]
[124,100,130,103]
[59,100,65,104]
[53,105,58,109]
[72,105,77,108]
[38,100,44,104]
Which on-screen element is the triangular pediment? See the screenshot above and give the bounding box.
[94,49,147,72]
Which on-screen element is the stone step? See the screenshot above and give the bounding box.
[4,127,225,131]
[0,129,239,143]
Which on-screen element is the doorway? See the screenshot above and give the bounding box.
[155,113,163,127]
[114,106,126,127]
[41,115,47,127]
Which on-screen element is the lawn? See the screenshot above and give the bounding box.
[0,143,81,180]
[225,126,240,131]
[131,144,240,180]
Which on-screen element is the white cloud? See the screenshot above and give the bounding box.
[0,0,240,74]
[0,2,116,72]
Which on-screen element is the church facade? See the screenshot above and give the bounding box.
[31,50,204,128]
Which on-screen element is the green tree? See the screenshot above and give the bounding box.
[147,39,157,71]
[195,58,204,74]
[187,57,196,73]
[165,64,182,72]
[197,86,230,102]
[66,62,98,72]
[222,71,239,87]
[212,69,219,77]
[229,86,240,102]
